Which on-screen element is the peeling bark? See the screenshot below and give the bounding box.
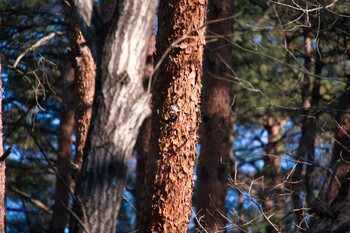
[49,67,75,233]
[72,27,96,176]
[140,0,208,232]
[0,60,5,233]
[195,0,234,231]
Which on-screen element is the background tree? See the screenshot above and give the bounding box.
[195,0,234,231]
[49,66,75,233]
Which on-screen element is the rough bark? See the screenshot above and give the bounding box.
[0,60,5,233]
[69,0,158,232]
[140,1,208,232]
[195,0,234,231]
[72,26,96,177]
[49,67,75,233]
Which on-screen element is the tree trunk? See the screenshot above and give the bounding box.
[49,67,75,233]
[135,32,154,225]
[69,1,158,232]
[328,74,350,203]
[307,185,350,233]
[291,30,313,231]
[139,1,208,232]
[0,60,5,233]
[195,0,234,231]
[292,32,322,231]
[135,116,151,226]
[263,116,287,232]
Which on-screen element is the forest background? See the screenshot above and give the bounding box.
[0,0,350,232]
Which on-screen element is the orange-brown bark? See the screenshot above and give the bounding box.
[72,26,96,176]
[195,0,234,231]
[0,61,5,233]
[49,67,75,233]
[140,0,208,232]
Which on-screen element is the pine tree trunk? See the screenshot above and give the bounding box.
[292,31,321,231]
[195,0,234,231]
[69,1,158,232]
[49,67,75,233]
[140,1,208,232]
[0,60,5,233]
[328,74,350,203]
[263,117,286,232]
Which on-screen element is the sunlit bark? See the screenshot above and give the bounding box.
[140,0,208,231]
[69,0,158,232]
[0,60,5,233]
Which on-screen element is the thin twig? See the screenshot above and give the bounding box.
[0,146,12,162]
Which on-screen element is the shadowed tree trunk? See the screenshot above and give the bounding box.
[308,185,350,233]
[139,0,208,231]
[0,60,5,233]
[49,67,75,233]
[291,30,313,231]
[307,75,350,233]
[291,32,322,231]
[195,0,234,231]
[135,116,151,225]
[135,29,155,225]
[68,0,158,232]
[327,74,350,203]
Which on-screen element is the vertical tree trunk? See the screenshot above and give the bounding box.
[135,116,151,225]
[140,1,208,232]
[292,32,322,231]
[49,67,75,233]
[263,117,287,232]
[69,1,158,232]
[135,30,155,225]
[0,60,5,233]
[195,0,234,231]
[328,74,350,203]
[304,43,322,219]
